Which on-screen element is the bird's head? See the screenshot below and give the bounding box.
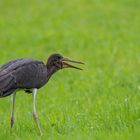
[46,53,84,71]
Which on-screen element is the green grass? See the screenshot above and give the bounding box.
[0,0,140,139]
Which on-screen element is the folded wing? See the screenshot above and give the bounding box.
[0,58,42,97]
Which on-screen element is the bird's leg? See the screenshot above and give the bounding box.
[32,88,42,135]
[10,92,16,128]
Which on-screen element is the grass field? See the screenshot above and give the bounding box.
[0,0,140,139]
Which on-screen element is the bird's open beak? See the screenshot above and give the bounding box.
[61,57,84,70]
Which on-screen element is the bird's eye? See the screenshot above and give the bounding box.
[57,56,61,59]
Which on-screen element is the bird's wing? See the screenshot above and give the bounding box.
[0,72,15,93]
[0,58,44,96]
[0,59,30,91]
[14,61,47,89]
[0,58,34,74]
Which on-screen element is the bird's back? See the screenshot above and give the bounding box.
[0,58,34,73]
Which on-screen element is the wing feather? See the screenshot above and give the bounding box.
[0,73,15,97]
[0,58,44,97]
[0,58,34,73]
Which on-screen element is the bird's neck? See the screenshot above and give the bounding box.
[47,65,60,80]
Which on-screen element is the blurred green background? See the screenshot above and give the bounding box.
[0,0,140,139]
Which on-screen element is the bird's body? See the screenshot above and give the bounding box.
[0,58,48,97]
[0,53,84,135]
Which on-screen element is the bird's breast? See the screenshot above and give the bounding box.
[32,66,49,89]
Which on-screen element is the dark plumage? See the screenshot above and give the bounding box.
[0,58,47,97]
[0,53,84,135]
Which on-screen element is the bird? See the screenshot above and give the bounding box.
[0,53,84,135]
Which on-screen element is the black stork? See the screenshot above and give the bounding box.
[0,53,84,135]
